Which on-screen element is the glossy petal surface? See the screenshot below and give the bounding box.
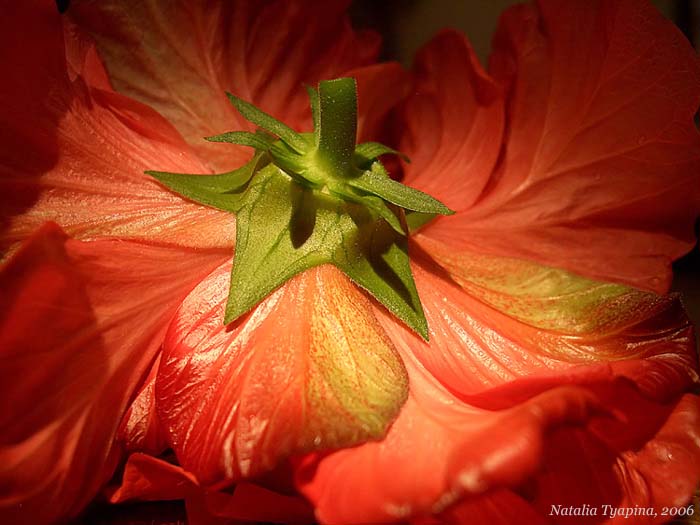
[297,346,601,524]
[298,346,699,525]
[157,263,407,485]
[408,0,700,292]
[118,356,167,455]
[394,249,697,400]
[296,252,699,524]
[528,393,700,525]
[417,237,660,336]
[0,224,225,524]
[409,393,700,525]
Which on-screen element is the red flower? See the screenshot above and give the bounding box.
[1,1,699,525]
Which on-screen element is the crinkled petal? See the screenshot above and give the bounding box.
[0,223,226,524]
[69,0,398,171]
[118,355,167,455]
[410,397,700,525]
[295,347,599,523]
[295,248,699,524]
[398,245,697,400]
[527,393,700,525]
[400,29,505,210]
[410,0,700,293]
[297,332,700,524]
[0,1,233,253]
[416,237,663,337]
[157,263,408,486]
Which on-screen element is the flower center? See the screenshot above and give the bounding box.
[146,78,452,339]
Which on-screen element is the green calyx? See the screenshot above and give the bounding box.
[147,78,453,340]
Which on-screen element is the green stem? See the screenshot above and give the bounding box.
[316,78,357,176]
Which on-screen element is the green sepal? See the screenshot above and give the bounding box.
[305,85,320,143]
[339,191,406,235]
[354,142,409,169]
[205,130,274,151]
[147,153,266,212]
[225,164,428,340]
[405,211,438,233]
[334,217,428,340]
[316,78,357,175]
[349,163,454,216]
[269,140,317,185]
[226,165,326,322]
[225,92,307,153]
[146,78,457,340]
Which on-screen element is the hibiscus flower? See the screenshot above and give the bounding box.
[1,1,699,525]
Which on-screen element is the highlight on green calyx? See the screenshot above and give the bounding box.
[146,78,453,340]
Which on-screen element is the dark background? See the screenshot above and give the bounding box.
[352,0,699,65]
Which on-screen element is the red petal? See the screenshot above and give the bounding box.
[0,224,225,524]
[295,347,599,524]
[525,393,700,525]
[353,63,411,143]
[70,1,391,171]
[297,337,700,524]
[109,454,314,524]
[400,30,505,210]
[0,3,234,253]
[392,248,698,402]
[118,356,167,456]
[411,397,700,525]
[108,454,197,503]
[410,0,700,292]
[204,483,314,524]
[157,263,407,486]
[296,250,699,523]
